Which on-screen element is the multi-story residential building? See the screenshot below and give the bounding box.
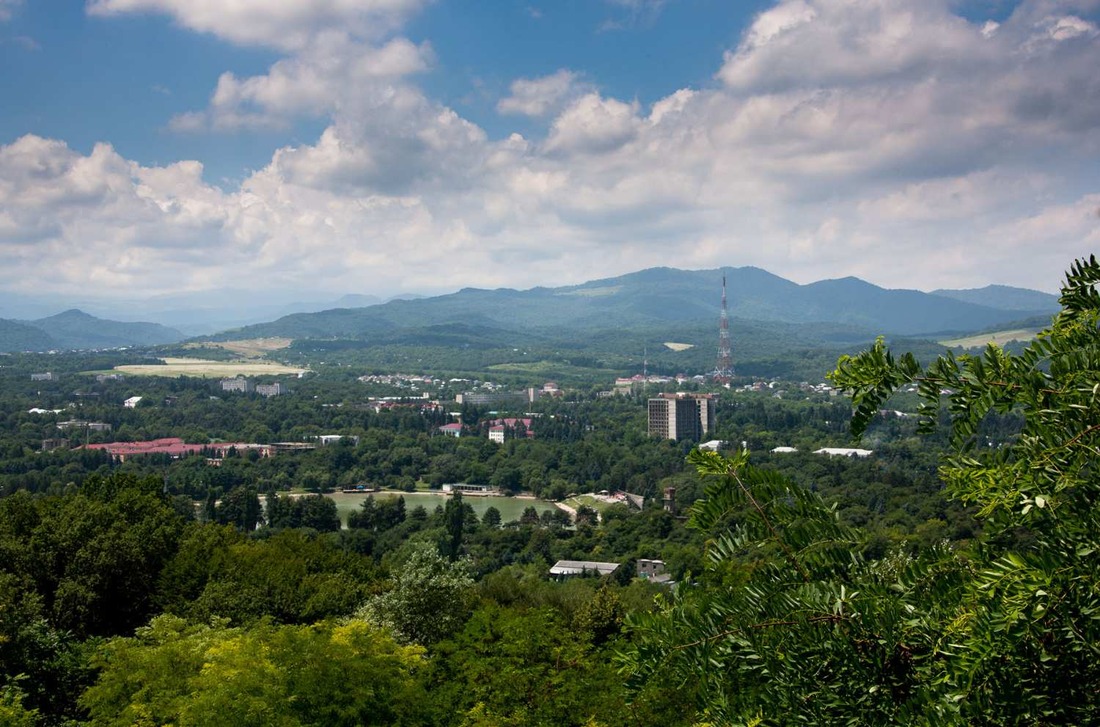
[455,390,527,408]
[647,392,715,441]
[255,382,287,397]
[221,377,254,393]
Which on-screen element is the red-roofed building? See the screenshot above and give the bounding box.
[83,438,271,462]
[439,422,463,438]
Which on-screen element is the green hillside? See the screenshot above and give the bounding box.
[0,318,57,352]
[27,309,183,349]
[208,266,1055,347]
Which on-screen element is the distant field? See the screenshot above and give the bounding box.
[663,342,694,351]
[488,360,614,376]
[112,357,307,378]
[939,329,1039,348]
[184,338,293,358]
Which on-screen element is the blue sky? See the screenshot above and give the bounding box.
[1,0,1098,319]
[2,1,770,181]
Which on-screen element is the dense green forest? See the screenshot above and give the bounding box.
[0,259,1094,725]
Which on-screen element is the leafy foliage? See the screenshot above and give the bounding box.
[0,680,38,727]
[81,615,427,726]
[623,256,1100,725]
[359,541,476,646]
[621,450,962,724]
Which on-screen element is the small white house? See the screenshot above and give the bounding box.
[123,396,142,409]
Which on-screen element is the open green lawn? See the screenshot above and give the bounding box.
[488,360,616,377]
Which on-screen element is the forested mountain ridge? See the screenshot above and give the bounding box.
[0,310,183,352]
[0,318,56,352]
[208,266,1056,343]
[930,283,1059,312]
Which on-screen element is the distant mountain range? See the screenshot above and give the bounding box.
[0,268,1060,354]
[0,290,428,335]
[930,284,1061,313]
[208,266,1060,344]
[0,310,182,352]
[0,318,56,352]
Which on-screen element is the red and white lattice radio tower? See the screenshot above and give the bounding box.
[713,274,733,382]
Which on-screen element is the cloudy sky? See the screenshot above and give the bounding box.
[1,0,1099,318]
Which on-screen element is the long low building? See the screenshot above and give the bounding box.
[549,560,619,578]
[814,447,873,458]
[83,437,271,462]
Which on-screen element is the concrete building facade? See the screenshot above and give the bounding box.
[647,392,715,441]
[255,382,287,397]
[221,378,254,393]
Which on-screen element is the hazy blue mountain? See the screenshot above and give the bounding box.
[930,284,1059,313]
[0,319,57,352]
[0,288,397,334]
[26,310,183,349]
[208,266,1057,343]
[332,294,382,308]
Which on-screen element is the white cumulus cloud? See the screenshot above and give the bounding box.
[3,0,1099,306]
[171,34,433,131]
[86,0,429,50]
[498,70,590,118]
[545,93,642,154]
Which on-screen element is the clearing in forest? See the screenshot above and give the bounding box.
[111,357,307,378]
[939,328,1038,348]
[184,338,293,359]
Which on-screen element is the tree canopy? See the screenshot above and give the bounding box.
[622,255,1100,725]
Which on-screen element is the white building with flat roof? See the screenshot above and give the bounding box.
[814,447,873,458]
[549,560,619,578]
